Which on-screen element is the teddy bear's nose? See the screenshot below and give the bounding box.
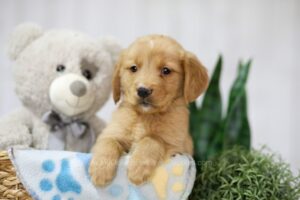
[70,80,87,97]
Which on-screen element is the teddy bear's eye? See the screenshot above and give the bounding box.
[82,69,93,80]
[56,65,66,72]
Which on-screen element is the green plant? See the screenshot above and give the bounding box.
[190,147,300,200]
[189,56,252,165]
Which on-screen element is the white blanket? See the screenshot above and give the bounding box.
[8,148,196,200]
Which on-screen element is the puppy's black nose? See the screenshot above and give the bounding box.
[137,87,152,98]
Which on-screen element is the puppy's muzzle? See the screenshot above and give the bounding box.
[137,87,152,98]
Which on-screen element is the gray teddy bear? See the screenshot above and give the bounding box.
[0,23,121,152]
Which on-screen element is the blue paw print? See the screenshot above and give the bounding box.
[40,159,82,200]
[128,185,147,200]
[108,184,123,197]
[56,159,81,194]
[76,153,91,178]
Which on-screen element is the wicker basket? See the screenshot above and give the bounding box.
[0,151,32,200]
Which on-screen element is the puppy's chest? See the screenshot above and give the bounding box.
[131,118,158,141]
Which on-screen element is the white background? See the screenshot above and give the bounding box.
[0,0,299,171]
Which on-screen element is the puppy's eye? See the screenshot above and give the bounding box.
[129,65,138,73]
[82,69,93,80]
[161,67,171,75]
[56,65,66,72]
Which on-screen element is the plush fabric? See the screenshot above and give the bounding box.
[9,148,196,200]
[0,23,121,152]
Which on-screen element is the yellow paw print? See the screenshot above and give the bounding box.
[172,164,184,176]
[151,161,185,200]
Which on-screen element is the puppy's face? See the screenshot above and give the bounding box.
[113,35,208,113]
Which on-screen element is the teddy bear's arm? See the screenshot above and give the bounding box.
[0,108,34,150]
[30,117,50,149]
[88,115,106,150]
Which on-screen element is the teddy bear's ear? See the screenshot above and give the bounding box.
[99,36,122,65]
[8,23,43,61]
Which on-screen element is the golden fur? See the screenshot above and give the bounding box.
[89,35,209,186]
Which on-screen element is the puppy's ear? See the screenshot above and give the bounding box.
[112,57,122,103]
[183,51,209,103]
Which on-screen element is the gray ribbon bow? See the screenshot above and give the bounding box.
[42,111,88,139]
[42,111,95,152]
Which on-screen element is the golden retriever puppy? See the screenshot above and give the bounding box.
[89,35,208,186]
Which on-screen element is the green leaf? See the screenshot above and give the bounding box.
[189,55,223,163]
[207,123,225,159]
[227,60,251,113]
[223,89,251,149]
[223,60,252,150]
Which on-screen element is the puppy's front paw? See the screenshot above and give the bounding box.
[127,157,157,185]
[89,155,118,187]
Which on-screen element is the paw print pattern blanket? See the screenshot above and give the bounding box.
[8,148,196,200]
